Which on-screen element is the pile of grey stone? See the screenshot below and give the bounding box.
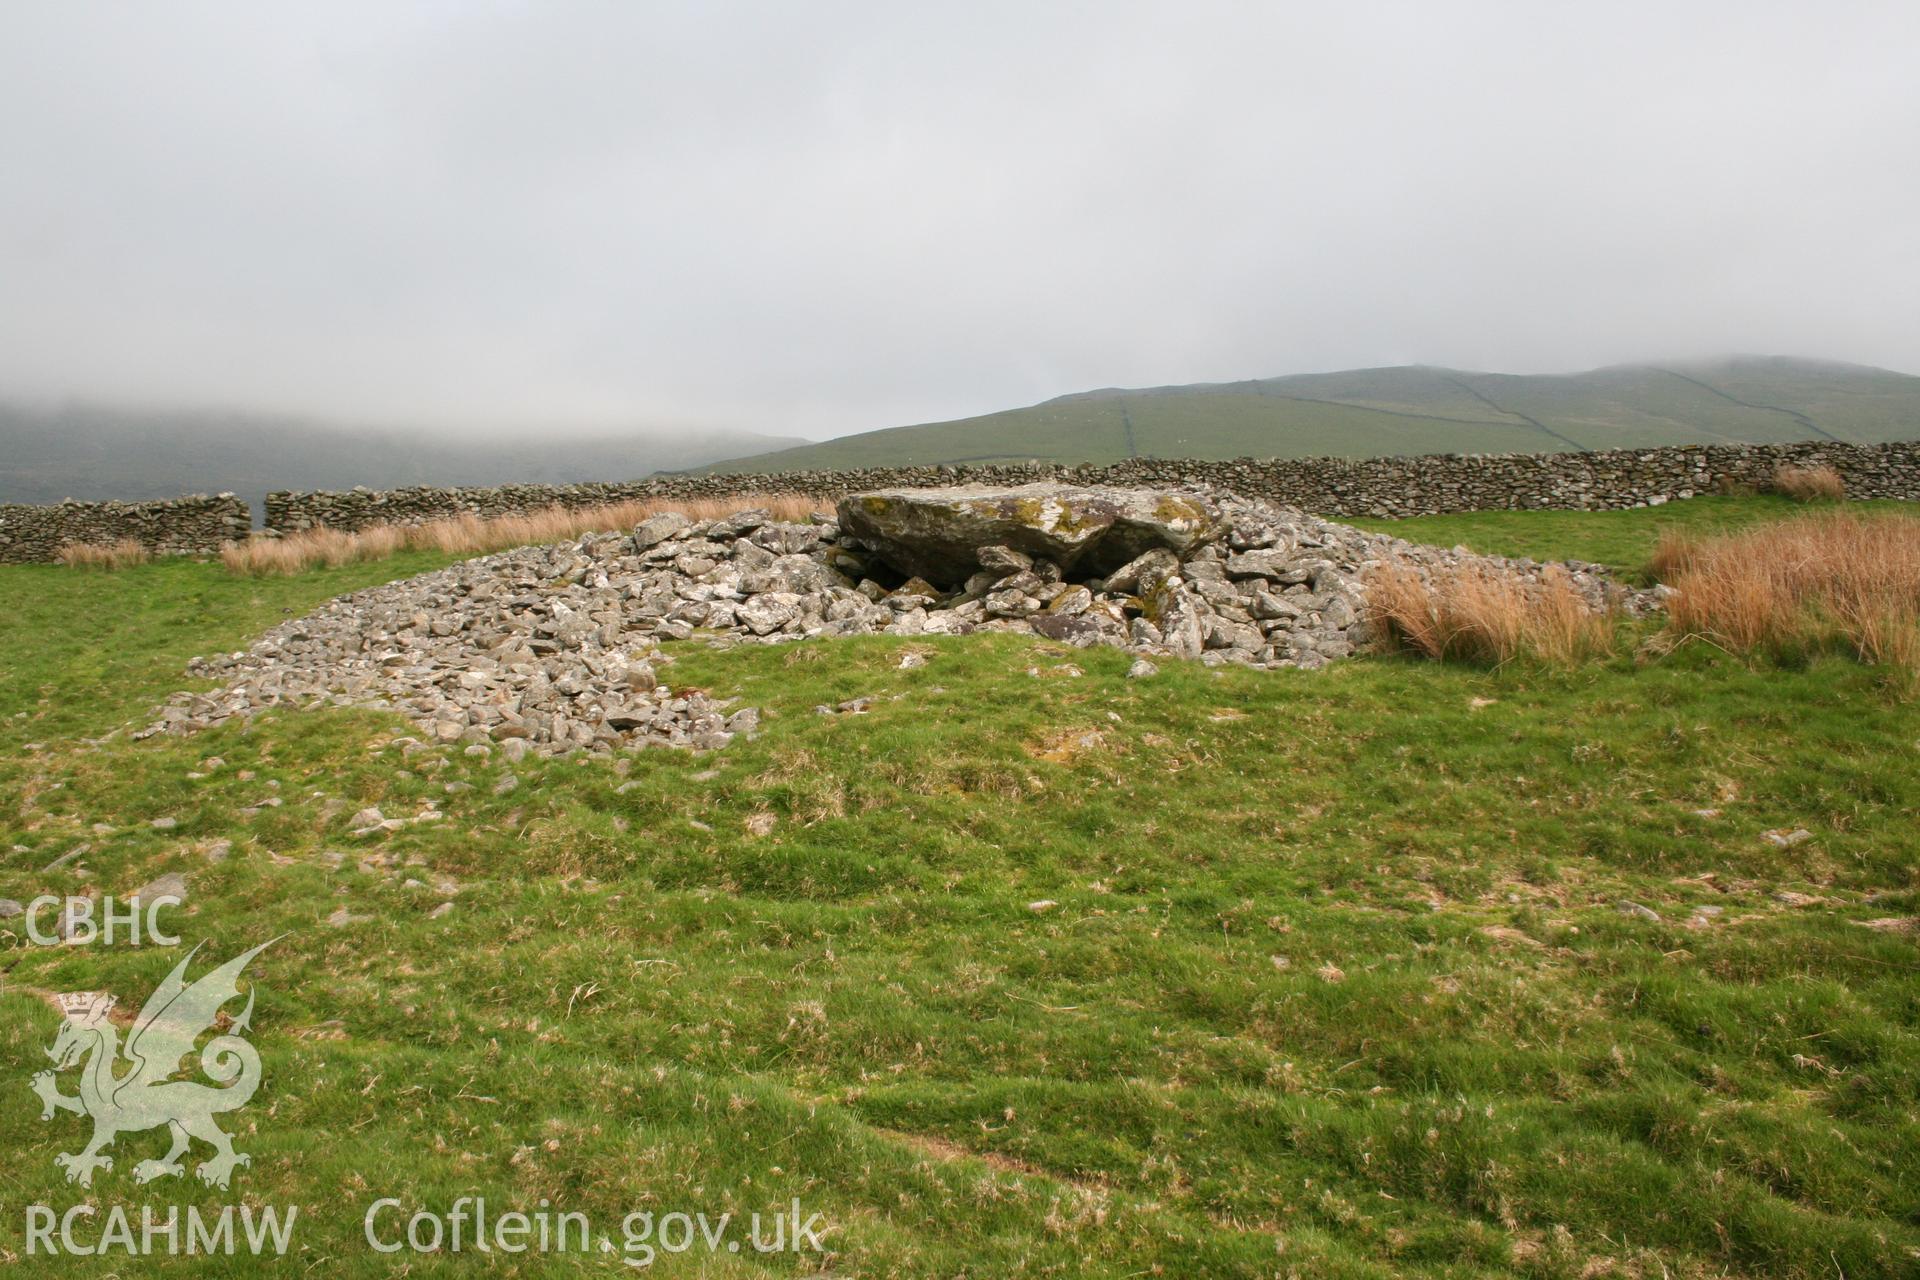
[144,484,1641,757]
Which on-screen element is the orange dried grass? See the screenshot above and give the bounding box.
[1771,464,1846,502]
[1658,509,1920,673]
[57,537,152,570]
[220,494,821,576]
[1366,558,1615,665]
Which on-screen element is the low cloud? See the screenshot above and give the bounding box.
[0,2,1914,439]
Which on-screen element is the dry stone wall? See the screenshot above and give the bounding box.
[265,439,1920,533]
[2,439,1916,562]
[0,493,251,564]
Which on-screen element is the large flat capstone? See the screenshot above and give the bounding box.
[837,484,1222,583]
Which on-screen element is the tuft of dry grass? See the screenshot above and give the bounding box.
[1646,527,1697,583]
[1365,557,1615,665]
[220,528,379,576]
[221,494,822,576]
[57,537,152,570]
[1657,510,1920,679]
[1771,464,1846,502]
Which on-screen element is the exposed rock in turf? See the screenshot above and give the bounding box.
[130,872,188,903]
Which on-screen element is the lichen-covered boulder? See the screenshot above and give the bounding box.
[837,484,1221,583]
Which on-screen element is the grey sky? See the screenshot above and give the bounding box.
[1,2,1915,441]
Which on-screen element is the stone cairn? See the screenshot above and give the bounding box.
[145,485,1644,757]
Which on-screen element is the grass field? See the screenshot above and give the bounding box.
[704,358,1920,473]
[1,496,1916,1277]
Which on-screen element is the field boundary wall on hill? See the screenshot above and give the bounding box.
[3,439,1915,561]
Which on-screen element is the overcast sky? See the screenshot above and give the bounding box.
[1,2,1915,441]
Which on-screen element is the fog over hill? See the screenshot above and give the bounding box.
[10,356,1914,514]
[0,403,802,512]
[703,356,1920,473]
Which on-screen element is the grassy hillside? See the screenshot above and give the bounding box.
[706,356,1920,472]
[2,495,1916,1276]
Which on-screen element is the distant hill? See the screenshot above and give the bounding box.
[701,356,1920,473]
[0,403,804,514]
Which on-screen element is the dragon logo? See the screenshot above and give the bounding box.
[30,939,276,1189]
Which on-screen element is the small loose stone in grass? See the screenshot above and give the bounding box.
[1762,827,1814,848]
[54,900,91,940]
[42,843,90,872]
[428,902,454,920]
[1479,925,1541,947]
[150,817,178,831]
[492,773,520,796]
[348,807,384,829]
[812,698,846,716]
[1616,900,1661,922]
[0,899,22,919]
[1126,658,1158,679]
[325,906,369,927]
[1027,899,1059,913]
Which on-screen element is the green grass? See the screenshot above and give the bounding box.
[1,497,1917,1276]
[704,357,1920,472]
[1345,493,1920,582]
